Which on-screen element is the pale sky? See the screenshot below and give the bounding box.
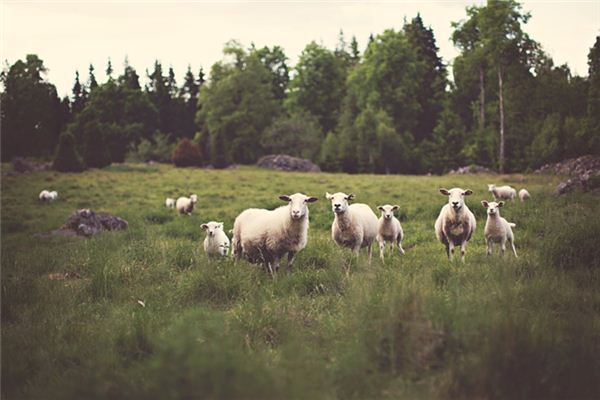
[1,1,599,97]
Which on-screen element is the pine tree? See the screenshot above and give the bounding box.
[71,71,87,114]
[120,57,141,90]
[53,131,85,172]
[82,121,111,168]
[88,64,98,91]
[106,58,114,81]
[350,35,360,65]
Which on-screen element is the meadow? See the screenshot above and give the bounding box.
[2,163,600,399]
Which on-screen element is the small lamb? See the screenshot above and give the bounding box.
[488,184,517,202]
[518,189,531,202]
[201,221,230,257]
[376,204,405,262]
[481,200,517,257]
[165,198,176,209]
[326,192,378,264]
[176,194,198,215]
[39,190,58,202]
[435,188,476,262]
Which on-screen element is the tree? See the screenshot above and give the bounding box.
[81,120,111,168]
[119,58,141,90]
[587,36,600,153]
[71,71,88,114]
[52,131,84,172]
[106,58,114,81]
[260,112,322,160]
[172,138,202,167]
[254,45,289,100]
[349,35,360,66]
[88,64,98,91]
[180,66,199,138]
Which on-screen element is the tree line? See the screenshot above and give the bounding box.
[2,0,599,173]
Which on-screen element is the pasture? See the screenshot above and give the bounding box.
[2,164,599,399]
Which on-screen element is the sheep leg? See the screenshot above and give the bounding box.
[287,251,296,271]
[367,242,373,266]
[486,239,492,256]
[397,237,405,255]
[379,240,385,263]
[448,242,455,261]
[460,242,466,262]
[509,238,518,258]
[500,238,506,257]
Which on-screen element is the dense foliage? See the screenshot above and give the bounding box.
[1,1,598,172]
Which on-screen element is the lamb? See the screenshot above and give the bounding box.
[39,190,58,202]
[165,198,176,209]
[376,204,405,263]
[176,194,198,215]
[326,192,379,264]
[488,184,517,201]
[435,188,476,262]
[232,193,318,275]
[201,221,230,257]
[481,200,518,257]
[518,189,531,202]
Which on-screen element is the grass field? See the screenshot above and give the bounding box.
[2,163,600,399]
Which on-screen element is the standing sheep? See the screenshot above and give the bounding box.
[435,188,476,262]
[176,194,198,215]
[481,200,518,257]
[201,221,230,257]
[518,189,531,202]
[232,193,318,275]
[165,198,176,209]
[376,204,405,263]
[39,190,58,202]
[488,184,517,201]
[326,192,378,265]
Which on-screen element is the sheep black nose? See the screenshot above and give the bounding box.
[334,204,340,208]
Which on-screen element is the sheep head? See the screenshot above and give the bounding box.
[377,204,399,220]
[201,221,223,237]
[481,200,503,216]
[326,192,354,214]
[440,188,472,211]
[279,193,317,220]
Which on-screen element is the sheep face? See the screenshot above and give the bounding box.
[378,204,399,220]
[440,188,473,211]
[201,221,223,237]
[481,200,503,216]
[190,194,198,204]
[325,192,355,214]
[279,193,318,220]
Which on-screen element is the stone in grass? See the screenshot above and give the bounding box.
[55,208,128,237]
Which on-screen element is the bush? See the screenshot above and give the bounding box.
[261,112,322,160]
[52,132,85,172]
[126,131,175,163]
[82,121,112,168]
[171,138,203,167]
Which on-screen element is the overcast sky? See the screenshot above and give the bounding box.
[2,1,598,97]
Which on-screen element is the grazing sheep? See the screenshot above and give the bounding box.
[435,188,476,262]
[376,204,405,263]
[165,198,176,209]
[518,189,531,202]
[201,221,230,257]
[326,192,378,264]
[488,184,517,201]
[39,190,58,202]
[232,193,318,275]
[176,194,198,215]
[481,200,517,257]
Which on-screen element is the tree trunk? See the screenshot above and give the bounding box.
[479,65,485,131]
[498,67,505,173]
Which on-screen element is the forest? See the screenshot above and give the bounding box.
[2,0,599,174]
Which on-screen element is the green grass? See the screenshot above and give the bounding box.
[2,163,600,399]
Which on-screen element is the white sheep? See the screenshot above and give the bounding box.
[481,200,517,257]
[326,192,379,265]
[201,221,230,257]
[435,188,476,262]
[176,194,198,215]
[376,204,405,263]
[232,193,318,275]
[39,190,58,202]
[518,189,531,202]
[488,184,517,201]
[165,198,176,209]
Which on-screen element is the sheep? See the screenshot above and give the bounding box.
[39,190,58,202]
[176,194,198,215]
[435,188,476,262]
[376,204,405,263]
[481,200,517,257]
[165,198,176,209]
[518,189,531,202]
[487,184,517,202]
[232,193,318,275]
[326,192,379,265]
[201,221,230,257]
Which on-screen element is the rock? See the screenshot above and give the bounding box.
[555,179,577,196]
[54,208,128,237]
[11,157,51,173]
[256,154,321,173]
[535,155,600,177]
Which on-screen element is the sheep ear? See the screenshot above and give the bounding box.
[325,192,333,200]
[439,188,450,196]
[481,201,489,208]
[218,222,224,228]
[377,206,384,211]
[305,197,318,203]
[498,201,504,208]
[464,189,473,196]
[201,224,208,230]
[392,205,399,211]
[279,195,291,202]
[346,194,355,201]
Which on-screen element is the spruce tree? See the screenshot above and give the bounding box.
[53,131,85,172]
[88,64,98,91]
[82,121,111,168]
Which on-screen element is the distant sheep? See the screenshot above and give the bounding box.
[376,204,405,263]
[232,193,318,274]
[518,189,531,202]
[39,190,58,202]
[176,194,198,215]
[165,198,176,209]
[488,184,517,201]
[435,188,476,262]
[481,200,517,257]
[326,192,378,264]
[201,221,230,257]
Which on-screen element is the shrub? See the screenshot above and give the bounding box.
[52,132,85,172]
[126,131,175,163]
[171,138,203,167]
[82,121,111,168]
